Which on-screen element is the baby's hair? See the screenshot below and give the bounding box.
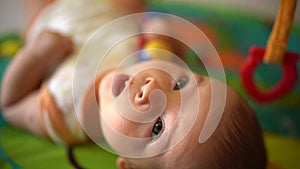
[212,88,267,169]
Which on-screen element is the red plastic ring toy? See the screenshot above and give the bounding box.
[241,46,299,103]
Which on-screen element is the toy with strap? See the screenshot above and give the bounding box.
[241,0,299,103]
[137,18,176,62]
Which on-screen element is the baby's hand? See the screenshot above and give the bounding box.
[27,30,74,65]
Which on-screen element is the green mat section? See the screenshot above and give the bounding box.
[0,126,118,169]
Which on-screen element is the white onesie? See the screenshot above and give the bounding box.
[29,0,139,144]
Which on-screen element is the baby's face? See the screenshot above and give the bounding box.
[96,60,233,168]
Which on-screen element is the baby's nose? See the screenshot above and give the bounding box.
[134,77,159,105]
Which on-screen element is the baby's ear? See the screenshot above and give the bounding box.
[116,157,137,169]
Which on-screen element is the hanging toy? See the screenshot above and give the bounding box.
[139,37,173,61]
[138,16,177,62]
[241,0,299,103]
[144,39,173,60]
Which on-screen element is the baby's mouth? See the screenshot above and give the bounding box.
[112,74,130,97]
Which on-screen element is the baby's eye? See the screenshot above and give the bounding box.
[174,77,188,90]
[152,118,164,137]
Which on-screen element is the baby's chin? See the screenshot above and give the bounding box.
[95,68,116,91]
[116,59,187,73]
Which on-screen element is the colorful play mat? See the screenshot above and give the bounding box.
[1,1,300,169]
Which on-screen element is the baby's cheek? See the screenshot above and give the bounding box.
[101,108,128,136]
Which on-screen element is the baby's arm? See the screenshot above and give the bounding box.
[1,30,73,137]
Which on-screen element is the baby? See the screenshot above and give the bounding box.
[95,59,267,169]
[1,0,268,168]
